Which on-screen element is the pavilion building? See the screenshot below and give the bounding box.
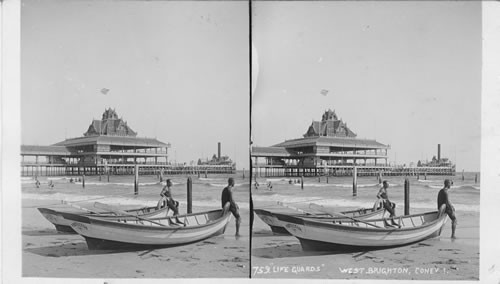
[21,108,170,176]
[251,109,391,177]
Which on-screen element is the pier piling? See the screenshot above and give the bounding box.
[475,174,478,184]
[301,176,304,190]
[462,170,465,181]
[352,167,358,197]
[187,177,193,214]
[82,175,85,189]
[107,171,110,182]
[134,165,139,195]
[404,178,410,215]
[243,169,245,179]
[326,176,329,183]
[205,170,208,179]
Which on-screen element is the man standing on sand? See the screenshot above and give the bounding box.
[221,177,241,237]
[377,180,398,225]
[437,179,457,239]
[157,179,179,216]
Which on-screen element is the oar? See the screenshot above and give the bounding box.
[309,203,382,228]
[276,201,324,216]
[94,202,167,227]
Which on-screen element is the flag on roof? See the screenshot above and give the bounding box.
[101,88,110,95]
[320,89,329,96]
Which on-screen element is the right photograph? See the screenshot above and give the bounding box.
[250,1,480,280]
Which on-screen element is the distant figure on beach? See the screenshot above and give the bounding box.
[69,178,74,183]
[437,179,457,239]
[221,177,241,237]
[35,178,40,188]
[267,182,273,191]
[377,180,398,225]
[48,180,54,189]
[254,181,260,190]
[157,179,179,215]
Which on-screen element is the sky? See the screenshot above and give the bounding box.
[21,0,249,168]
[251,1,481,172]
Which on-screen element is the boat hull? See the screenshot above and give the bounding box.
[254,207,386,235]
[38,206,169,233]
[64,209,231,250]
[277,210,448,250]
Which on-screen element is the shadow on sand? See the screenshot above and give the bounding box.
[22,229,75,237]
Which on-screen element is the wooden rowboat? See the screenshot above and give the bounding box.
[38,206,169,233]
[62,204,232,250]
[276,205,448,251]
[254,202,387,235]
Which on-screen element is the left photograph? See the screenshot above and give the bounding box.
[21,0,249,278]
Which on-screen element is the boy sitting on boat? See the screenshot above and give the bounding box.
[157,179,179,216]
[377,180,398,226]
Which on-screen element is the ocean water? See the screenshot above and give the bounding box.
[21,173,250,211]
[252,172,480,213]
[21,171,480,214]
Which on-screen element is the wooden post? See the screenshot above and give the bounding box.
[352,167,357,197]
[475,173,478,184]
[107,170,110,182]
[243,169,245,179]
[187,177,193,214]
[326,176,329,184]
[424,172,427,180]
[404,178,410,215]
[82,175,85,189]
[99,174,102,181]
[134,165,139,195]
[462,170,465,181]
[198,170,200,179]
[205,170,208,178]
[301,175,304,190]
[318,176,320,183]
[417,173,420,180]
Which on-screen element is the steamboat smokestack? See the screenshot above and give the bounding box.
[218,142,221,160]
[437,144,441,161]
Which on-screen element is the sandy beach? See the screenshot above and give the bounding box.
[251,175,480,280]
[21,174,250,278]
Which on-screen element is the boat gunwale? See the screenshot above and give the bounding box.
[276,210,446,233]
[38,206,168,218]
[64,208,230,231]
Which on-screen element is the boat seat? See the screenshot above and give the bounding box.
[186,216,198,225]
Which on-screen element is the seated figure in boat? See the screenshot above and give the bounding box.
[437,179,457,239]
[377,180,398,226]
[221,177,241,237]
[157,179,179,216]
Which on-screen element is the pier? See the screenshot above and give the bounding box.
[20,162,234,177]
[252,164,455,177]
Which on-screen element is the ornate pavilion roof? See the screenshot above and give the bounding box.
[53,135,169,148]
[84,108,137,137]
[304,109,357,138]
[273,136,388,149]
